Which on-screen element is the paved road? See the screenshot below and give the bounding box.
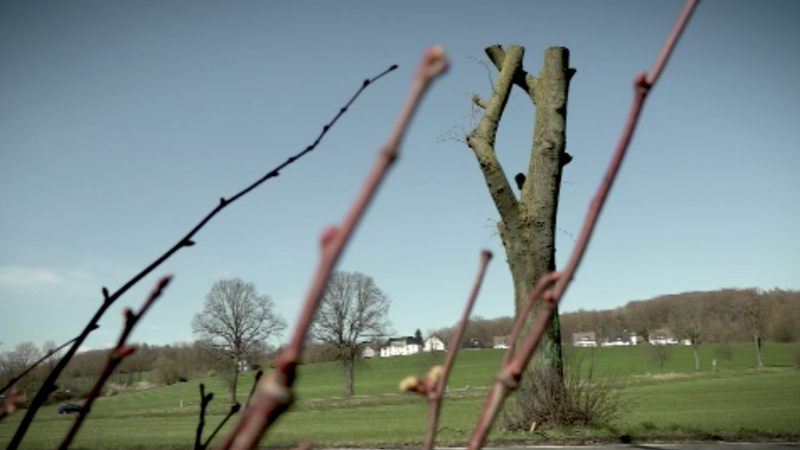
[330,444,799,450]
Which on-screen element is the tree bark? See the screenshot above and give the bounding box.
[754,334,763,369]
[229,359,239,403]
[467,45,573,426]
[343,358,354,397]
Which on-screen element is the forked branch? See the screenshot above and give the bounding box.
[8,64,399,450]
[468,1,701,448]
[212,46,449,450]
[400,250,493,450]
[58,275,173,450]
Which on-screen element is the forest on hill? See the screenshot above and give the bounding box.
[430,287,800,347]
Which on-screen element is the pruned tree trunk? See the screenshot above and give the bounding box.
[466,45,574,428]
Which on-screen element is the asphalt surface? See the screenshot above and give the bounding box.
[330,445,799,450]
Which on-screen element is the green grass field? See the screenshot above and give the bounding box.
[1,343,798,449]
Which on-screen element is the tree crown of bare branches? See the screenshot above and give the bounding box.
[192,278,288,355]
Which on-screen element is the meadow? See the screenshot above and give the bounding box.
[1,343,798,449]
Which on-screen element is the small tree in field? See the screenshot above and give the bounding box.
[311,271,392,397]
[192,278,287,403]
[643,343,672,373]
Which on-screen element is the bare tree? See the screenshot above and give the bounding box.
[192,278,287,402]
[463,44,573,426]
[668,294,704,372]
[311,271,391,397]
[40,340,60,374]
[643,343,671,373]
[742,288,767,369]
[0,342,41,399]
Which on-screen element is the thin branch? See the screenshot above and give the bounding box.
[58,275,173,450]
[203,403,241,449]
[6,65,397,450]
[195,384,214,450]
[245,370,263,408]
[0,329,97,396]
[468,1,700,448]
[213,46,448,450]
[422,250,492,450]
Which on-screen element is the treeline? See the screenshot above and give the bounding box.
[0,340,276,402]
[559,287,800,344]
[428,287,799,347]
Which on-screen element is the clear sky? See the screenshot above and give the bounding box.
[1,1,798,353]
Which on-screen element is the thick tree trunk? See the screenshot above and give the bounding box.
[343,358,354,397]
[466,45,573,428]
[229,361,239,403]
[502,46,570,426]
[754,334,763,368]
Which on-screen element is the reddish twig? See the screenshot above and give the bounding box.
[212,46,448,450]
[0,328,97,396]
[400,250,493,450]
[58,275,173,450]
[6,65,396,450]
[468,1,700,448]
[0,388,21,423]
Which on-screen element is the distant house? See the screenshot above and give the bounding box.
[423,335,446,352]
[237,359,260,372]
[648,329,678,345]
[572,331,597,347]
[360,345,377,358]
[493,336,510,349]
[603,330,634,346]
[460,338,483,349]
[380,337,421,357]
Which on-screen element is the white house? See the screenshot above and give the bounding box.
[423,335,446,352]
[380,337,421,357]
[648,329,679,345]
[360,345,377,358]
[602,330,638,346]
[572,331,598,347]
[492,336,510,349]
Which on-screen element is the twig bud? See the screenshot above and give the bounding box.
[399,375,424,394]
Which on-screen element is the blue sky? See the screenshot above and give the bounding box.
[1,1,798,353]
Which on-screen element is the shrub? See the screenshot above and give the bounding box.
[152,357,183,386]
[501,348,627,430]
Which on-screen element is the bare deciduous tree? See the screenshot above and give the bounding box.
[643,343,672,373]
[311,271,391,397]
[742,288,767,369]
[464,44,573,427]
[668,294,704,372]
[192,278,287,402]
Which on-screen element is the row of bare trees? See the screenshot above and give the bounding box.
[559,287,800,345]
[189,272,393,402]
[559,287,800,371]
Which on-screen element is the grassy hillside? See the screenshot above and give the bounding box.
[1,343,797,449]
